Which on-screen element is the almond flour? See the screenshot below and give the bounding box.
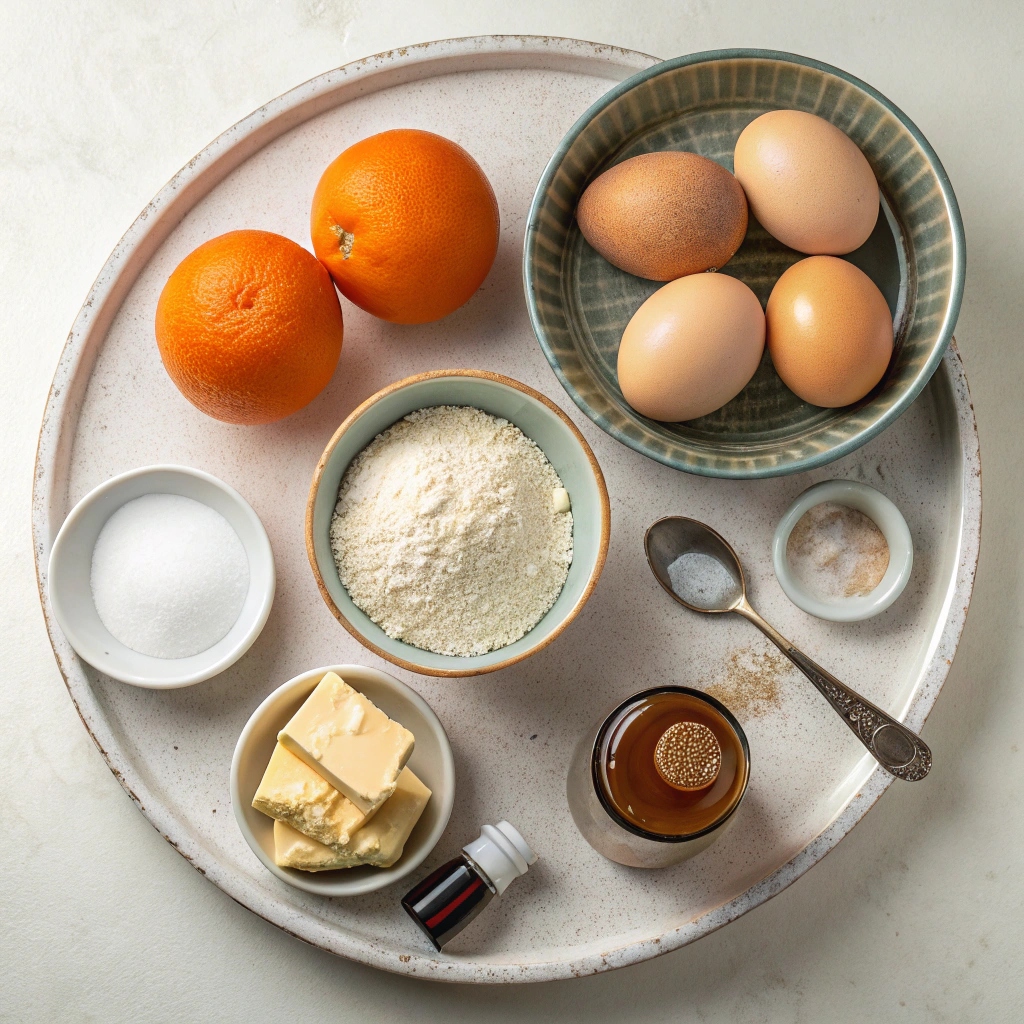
[330,406,573,657]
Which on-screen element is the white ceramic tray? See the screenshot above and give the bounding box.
[32,36,981,984]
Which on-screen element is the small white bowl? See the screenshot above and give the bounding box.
[47,465,275,688]
[772,480,913,622]
[230,664,455,897]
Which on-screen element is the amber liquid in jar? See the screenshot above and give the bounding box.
[597,689,748,837]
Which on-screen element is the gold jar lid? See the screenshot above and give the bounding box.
[654,721,723,791]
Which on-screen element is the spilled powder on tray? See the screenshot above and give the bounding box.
[786,501,889,601]
[705,648,790,719]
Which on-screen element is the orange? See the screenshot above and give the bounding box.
[310,128,499,324]
[155,230,343,424]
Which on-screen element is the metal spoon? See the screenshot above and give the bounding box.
[644,516,931,782]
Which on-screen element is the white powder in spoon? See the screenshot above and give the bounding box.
[667,551,740,609]
[90,493,249,659]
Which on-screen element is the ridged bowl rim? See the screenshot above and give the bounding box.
[524,47,966,478]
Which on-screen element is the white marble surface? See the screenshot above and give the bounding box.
[1,0,1019,1018]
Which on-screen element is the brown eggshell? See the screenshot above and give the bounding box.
[734,110,879,255]
[617,272,765,421]
[577,152,748,281]
[766,256,893,407]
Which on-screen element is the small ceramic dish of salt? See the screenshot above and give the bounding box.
[48,465,275,688]
[772,480,913,623]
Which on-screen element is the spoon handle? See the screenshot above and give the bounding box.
[735,602,932,781]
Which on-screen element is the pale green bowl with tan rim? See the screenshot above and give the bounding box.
[305,370,610,677]
[524,48,966,478]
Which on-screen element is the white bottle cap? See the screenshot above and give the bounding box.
[462,821,537,896]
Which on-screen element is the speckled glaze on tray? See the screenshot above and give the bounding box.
[525,49,966,478]
[32,37,980,983]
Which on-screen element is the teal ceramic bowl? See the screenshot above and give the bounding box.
[524,49,966,478]
[305,370,610,677]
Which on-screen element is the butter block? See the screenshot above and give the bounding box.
[252,742,369,848]
[273,768,432,871]
[278,672,414,814]
[274,820,347,872]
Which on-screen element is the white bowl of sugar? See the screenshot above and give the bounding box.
[48,465,275,688]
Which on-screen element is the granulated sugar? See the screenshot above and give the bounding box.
[330,406,573,657]
[667,551,740,609]
[90,493,249,659]
[786,501,889,601]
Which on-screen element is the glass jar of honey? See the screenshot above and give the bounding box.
[566,686,750,868]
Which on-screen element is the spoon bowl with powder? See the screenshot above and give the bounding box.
[644,516,931,782]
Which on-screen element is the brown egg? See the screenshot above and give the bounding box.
[618,273,765,421]
[766,256,893,407]
[577,152,748,281]
[734,110,879,255]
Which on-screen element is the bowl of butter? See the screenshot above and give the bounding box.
[230,664,455,896]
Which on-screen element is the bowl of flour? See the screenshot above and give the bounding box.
[306,370,610,676]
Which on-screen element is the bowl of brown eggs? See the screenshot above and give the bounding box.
[524,48,965,478]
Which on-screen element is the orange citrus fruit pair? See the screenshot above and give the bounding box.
[156,130,498,423]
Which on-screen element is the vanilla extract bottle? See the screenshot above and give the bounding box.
[401,821,535,951]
